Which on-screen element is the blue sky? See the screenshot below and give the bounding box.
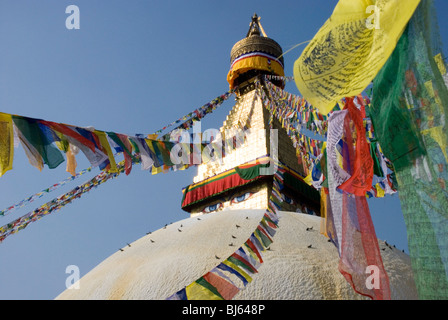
[0,0,447,300]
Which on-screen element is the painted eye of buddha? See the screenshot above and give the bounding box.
[231,192,253,204]
[202,202,223,213]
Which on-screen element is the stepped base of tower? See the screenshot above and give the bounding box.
[55,209,417,300]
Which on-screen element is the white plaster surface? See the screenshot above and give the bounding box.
[56,209,417,300]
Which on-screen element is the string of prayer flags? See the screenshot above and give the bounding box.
[257,77,394,200]
[0,129,233,241]
[0,166,93,217]
[256,78,329,176]
[0,90,237,239]
[9,115,119,175]
[293,0,422,115]
[153,91,234,137]
[0,90,235,179]
[263,77,329,137]
[40,120,109,169]
[167,160,283,300]
[0,161,128,243]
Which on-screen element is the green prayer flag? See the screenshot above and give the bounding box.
[370,0,448,299]
[13,116,64,169]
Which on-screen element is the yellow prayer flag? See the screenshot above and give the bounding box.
[244,242,262,264]
[151,166,163,175]
[95,130,118,173]
[222,260,253,283]
[303,172,313,186]
[185,281,222,300]
[146,139,164,175]
[0,113,14,177]
[375,183,385,198]
[294,0,421,115]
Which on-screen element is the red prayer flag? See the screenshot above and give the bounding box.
[203,272,240,300]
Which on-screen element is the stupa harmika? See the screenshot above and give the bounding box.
[56,14,417,300]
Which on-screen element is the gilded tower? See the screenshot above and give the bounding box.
[181,14,320,217]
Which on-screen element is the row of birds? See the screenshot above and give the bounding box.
[118,218,202,251]
[118,218,371,253]
[383,241,406,253]
[118,216,248,253]
[118,221,406,258]
[119,222,317,252]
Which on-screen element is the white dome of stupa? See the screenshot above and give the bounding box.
[55,209,417,300]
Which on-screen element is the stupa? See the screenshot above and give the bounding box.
[56,14,418,300]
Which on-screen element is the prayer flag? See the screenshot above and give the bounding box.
[370,0,448,299]
[294,0,421,115]
[13,117,64,170]
[185,279,223,300]
[0,113,14,176]
[203,272,239,300]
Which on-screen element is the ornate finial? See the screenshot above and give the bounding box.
[228,14,284,89]
[246,13,261,37]
[252,13,259,23]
